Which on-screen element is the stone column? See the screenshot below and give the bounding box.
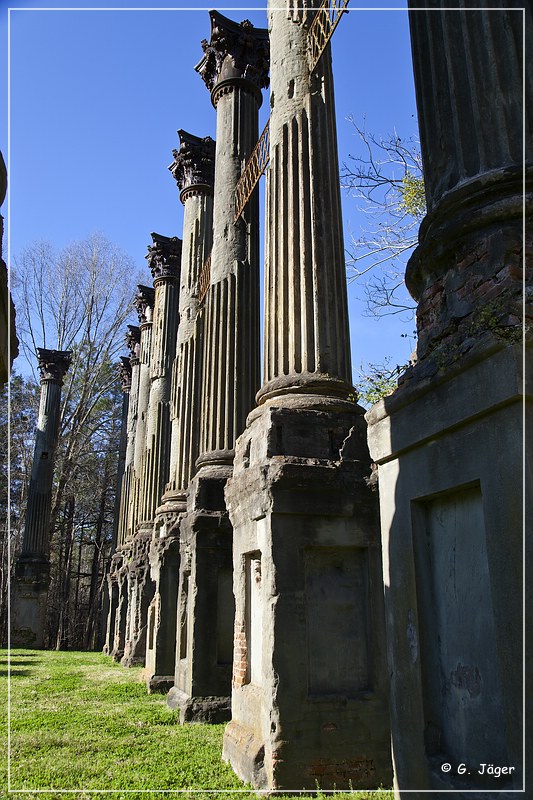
[144,131,215,693]
[122,236,181,668]
[128,286,154,543]
[166,11,268,724]
[165,131,215,509]
[110,326,141,661]
[103,356,131,656]
[366,2,531,796]
[112,357,132,550]
[116,287,153,662]
[223,3,391,791]
[12,348,71,647]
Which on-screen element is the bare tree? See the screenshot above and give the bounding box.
[12,232,140,648]
[341,118,425,318]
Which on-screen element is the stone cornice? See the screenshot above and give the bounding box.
[36,348,72,384]
[125,325,141,361]
[169,130,216,201]
[118,356,132,392]
[133,284,155,325]
[195,10,269,99]
[145,233,182,282]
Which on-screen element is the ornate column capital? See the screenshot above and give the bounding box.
[195,10,269,107]
[118,356,132,393]
[36,348,71,385]
[146,233,182,283]
[125,325,141,364]
[169,130,216,204]
[133,284,155,326]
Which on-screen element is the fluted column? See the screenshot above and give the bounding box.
[138,234,181,527]
[128,286,154,542]
[408,0,529,214]
[110,357,131,552]
[20,349,72,559]
[164,131,215,509]
[405,0,531,361]
[258,1,352,405]
[103,358,130,655]
[195,11,268,468]
[12,348,71,647]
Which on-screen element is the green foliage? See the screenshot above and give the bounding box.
[0,649,393,799]
[356,358,411,408]
[399,171,426,219]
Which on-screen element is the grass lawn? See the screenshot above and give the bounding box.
[1,649,393,800]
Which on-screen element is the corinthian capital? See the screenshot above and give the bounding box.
[146,233,182,283]
[125,325,141,360]
[169,130,216,200]
[133,285,155,325]
[118,356,132,392]
[36,348,71,384]
[195,11,269,97]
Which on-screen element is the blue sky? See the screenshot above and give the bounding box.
[2,0,419,382]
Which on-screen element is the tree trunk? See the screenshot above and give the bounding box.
[55,494,75,650]
[83,479,108,650]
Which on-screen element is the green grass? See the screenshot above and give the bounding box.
[1,649,393,800]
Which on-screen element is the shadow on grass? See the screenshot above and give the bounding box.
[2,659,42,666]
[0,668,33,676]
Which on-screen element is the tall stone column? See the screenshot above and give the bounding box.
[165,131,215,509]
[12,348,71,647]
[122,235,181,668]
[366,2,531,796]
[145,131,215,693]
[223,3,391,791]
[167,11,268,724]
[128,286,154,543]
[115,287,153,662]
[103,356,131,656]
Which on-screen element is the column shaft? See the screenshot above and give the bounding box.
[260,4,351,404]
[169,191,213,496]
[199,89,261,463]
[409,0,530,213]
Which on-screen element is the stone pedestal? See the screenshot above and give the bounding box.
[110,550,130,662]
[121,530,154,667]
[166,464,234,722]
[368,342,529,798]
[224,401,391,790]
[364,3,531,795]
[102,570,118,656]
[144,535,180,692]
[167,11,268,722]
[12,348,71,647]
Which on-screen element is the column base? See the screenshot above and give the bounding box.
[222,720,267,788]
[224,402,392,792]
[167,687,231,724]
[145,535,180,694]
[367,341,527,795]
[121,531,154,669]
[145,673,175,694]
[11,582,48,648]
[11,557,50,648]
